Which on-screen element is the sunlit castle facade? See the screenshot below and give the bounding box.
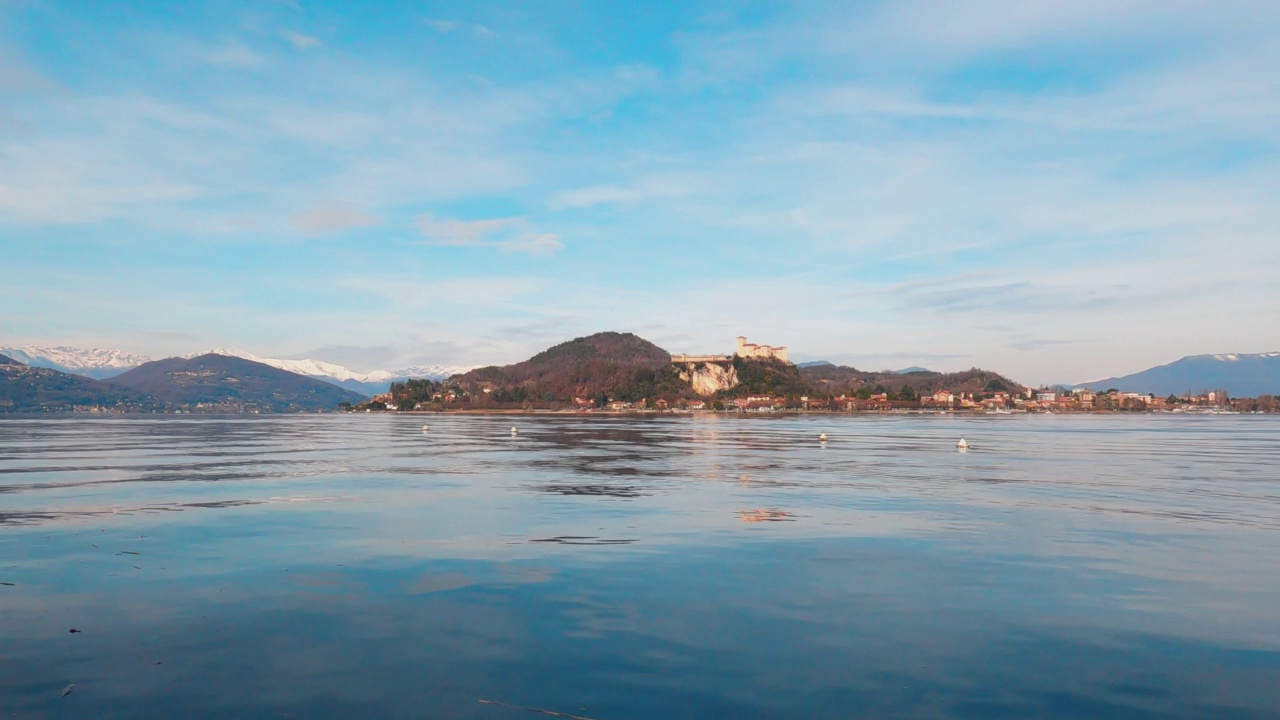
[736,336,789,363]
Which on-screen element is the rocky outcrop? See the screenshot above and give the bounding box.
[676,360,739,396]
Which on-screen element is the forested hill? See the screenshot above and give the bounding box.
[1,357,163,413]
[110,354,366,412]
[800,364,1023,397]
[397,333,1031,409]
[447,332,688,403]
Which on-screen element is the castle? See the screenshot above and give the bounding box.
[669,336,789,365]
[735,336,788,362]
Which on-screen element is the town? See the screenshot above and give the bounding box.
[365,386,1271,415]
[361,335,1278,415]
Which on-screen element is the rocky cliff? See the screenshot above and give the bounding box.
[676,360,740,396]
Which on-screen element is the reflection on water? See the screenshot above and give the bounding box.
[2,414,1279,719]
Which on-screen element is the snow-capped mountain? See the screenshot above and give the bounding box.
[184,348,395,383]
[0,345,152,379]
[185,348,474,394]
[389,364,478,379]
[1079,352,1280,397]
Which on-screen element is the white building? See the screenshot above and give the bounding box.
[736,336,789,362]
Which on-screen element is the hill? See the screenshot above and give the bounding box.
[720,356,809,397]
[1080,353,1280,397]
[444,332,692,406]
[800,364,1023,397]
[1,355,164,413]
[109,354,366,412]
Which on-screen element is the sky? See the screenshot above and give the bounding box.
[1,0,1278,385]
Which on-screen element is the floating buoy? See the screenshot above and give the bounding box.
[510,427,518,435]
[421,424,430,432]
[956,438,969,451]
[819,433,828,442]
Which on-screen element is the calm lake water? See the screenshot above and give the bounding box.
[2,414,1279,719]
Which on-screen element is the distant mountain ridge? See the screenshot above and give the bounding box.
[181,347,472,393]
[111,354,366,412]
[0,345,472,394]
[1080,352,1280,397]
[0,345,151,379]
[1,354,164,413]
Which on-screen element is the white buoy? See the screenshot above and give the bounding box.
[510,426,518,435]
[819,433,828,442]
[422,424,430,431]
[956,438,969,451]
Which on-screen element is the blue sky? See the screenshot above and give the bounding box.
[2,0,1278,384]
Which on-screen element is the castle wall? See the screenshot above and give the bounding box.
[671,354,733,363]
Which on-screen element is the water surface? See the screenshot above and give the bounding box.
[2,414,1278,719]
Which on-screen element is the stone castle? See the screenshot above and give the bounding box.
[669,336,789,396]
[669,337,789,365]
[735,336,788,362]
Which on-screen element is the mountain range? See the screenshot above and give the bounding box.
[1078,352,1280,397]
[1,352,365,413]
[0,345,472,393]
[113,354,365,411]
[5,339,1278,413]
[0,346,151,380]
[1,354,163,412]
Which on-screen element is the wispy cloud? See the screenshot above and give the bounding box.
[414,215,520,245]
[4,0,1280,383]
[201,43,263,69]
[290,201,378,235]
[496,233,563,254]
[426,18,493,37]
[414,214,563,254]
[427,19,460,33]
[281,31,321,49]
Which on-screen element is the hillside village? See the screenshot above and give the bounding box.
[362,333,1277,415]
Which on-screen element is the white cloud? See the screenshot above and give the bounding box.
[413,214,563,255]
[425,18,494,38]
[550,185,643,209]
[550,174,700,210]
[281,31,322,50]
[202,43,263,69]
[427,19,460,33]
[290,201,378,235]
[414,214,520,245]
[497,233,564,255]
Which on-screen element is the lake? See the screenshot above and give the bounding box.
[2,414,1278,719]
